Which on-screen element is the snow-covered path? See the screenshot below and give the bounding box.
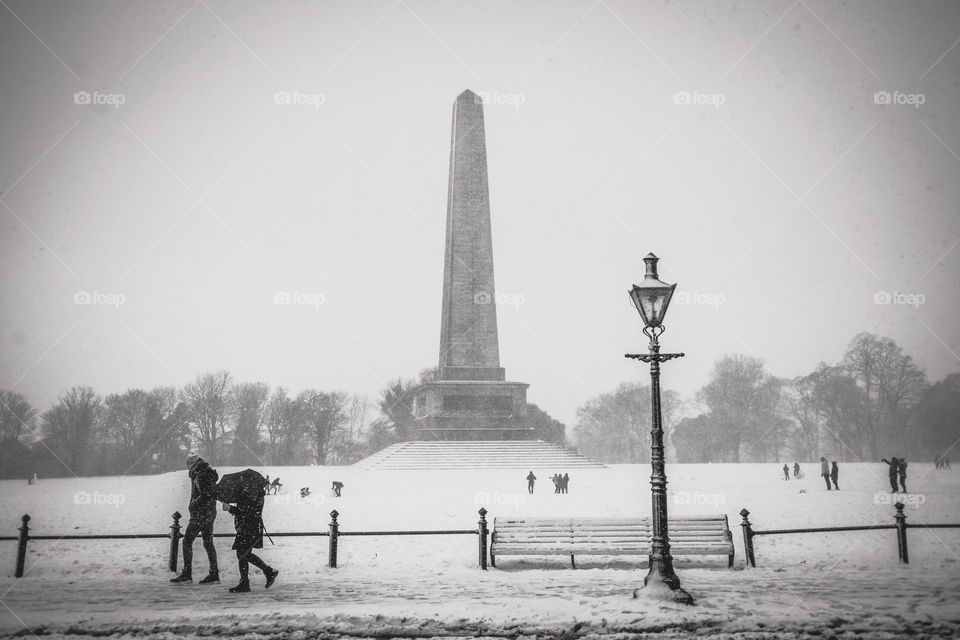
[2,566,959,638]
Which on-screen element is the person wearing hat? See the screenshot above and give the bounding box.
[170,453,220,584]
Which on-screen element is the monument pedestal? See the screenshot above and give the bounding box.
[414,379,531,441]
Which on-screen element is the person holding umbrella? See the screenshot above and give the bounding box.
[218,469,279,593]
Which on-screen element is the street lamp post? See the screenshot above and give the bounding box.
[626,252,693,605]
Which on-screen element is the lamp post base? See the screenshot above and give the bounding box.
[634,557,695,605]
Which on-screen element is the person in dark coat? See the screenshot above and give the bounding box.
[331,481,343,497]
[898,459,907,492]
[783,464,790,481]
[881,457,900,493]
[526,471,536,494]
[793,462,800,478]
[830,461,839,490]
[820,457,831,490]
[171,453,220,584]
[562,473,570,494]
[221,483,278,593]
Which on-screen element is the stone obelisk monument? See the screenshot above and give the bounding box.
[413,90,531,440]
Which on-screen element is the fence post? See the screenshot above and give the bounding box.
[168,511,182,572]
[739,508,756,568]
[894,501,908,564]
[328,509,339,568]
[15,514,29,578]
[477,507,488,570]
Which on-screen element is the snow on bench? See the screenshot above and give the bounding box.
[490,515,734,568]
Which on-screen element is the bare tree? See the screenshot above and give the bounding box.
[42,386,101,475]
[296,390,349,465]
[0,390,37,442]
[231,382,270,464]
[181,371,233,464]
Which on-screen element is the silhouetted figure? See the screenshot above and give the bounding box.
[552,474,561,494]
[881,458,900,492]
[264,475,271,495]
[331,481,343,497]
[270,478,281,495]
[820,457,831,490]
[830,461,839,490]
[171,453,220,584]
[300,487,310,498]
[222,485,277,593]
[562,473,570,494]
[793,462,800,478]
[783,464,790,481]
[526,471,536,494]
[898,459,907,492]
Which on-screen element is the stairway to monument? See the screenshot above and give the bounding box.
[355,440,605,470]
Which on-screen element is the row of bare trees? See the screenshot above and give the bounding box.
[575,332,955,464]
[0,372,372,478]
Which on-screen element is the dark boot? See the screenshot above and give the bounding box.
[170,573,192,583]
[265,568,279,589]
[199,572,220,584]
[229,581,250,593]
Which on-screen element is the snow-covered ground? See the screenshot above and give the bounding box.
[1,462,958,638]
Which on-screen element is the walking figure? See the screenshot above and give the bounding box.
[793,462,800,479]
[526,471,536,494]
[170,453,220,584]
[783,464,790,481]
[820,457,831,490]
[881,457,900,493]
[331,481,343,497]
[898,459,908,492]
[561,473,570,494]
[222,483,278,593]
[830,461,839,490]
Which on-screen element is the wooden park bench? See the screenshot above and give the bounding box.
[490,515,734,569]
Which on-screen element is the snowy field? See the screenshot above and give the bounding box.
[1,462,958,638]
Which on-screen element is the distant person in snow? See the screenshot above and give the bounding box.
[331,481,343,497]
[881,457,900,493]
[526,471,536,494]
[221,482,278,593]
[270,478,281,495]
[830,461,839,490]
[264,475,271,494]
[171,453,220,584]
[562,473,570,494]
[820,457,831,490]
[552,474,561,494]
[793,462,801,478]
[783,464,790,481]
[898,459,908,492]
[300,487,310,498]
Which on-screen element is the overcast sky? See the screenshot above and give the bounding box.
[2,0,959,429]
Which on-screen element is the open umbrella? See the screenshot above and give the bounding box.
[215,468,268,503]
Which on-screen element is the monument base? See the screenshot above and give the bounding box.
[413,379,532,441]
